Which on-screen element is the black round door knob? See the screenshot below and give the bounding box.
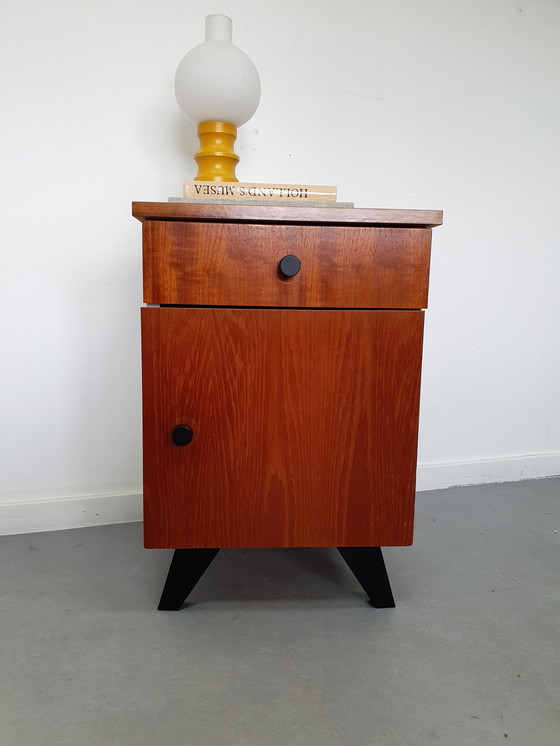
[171,425,194,446]
[279,255,301,278]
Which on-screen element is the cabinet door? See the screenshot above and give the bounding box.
[141,307,424,549]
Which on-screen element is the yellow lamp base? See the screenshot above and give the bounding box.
[194,121,239,182]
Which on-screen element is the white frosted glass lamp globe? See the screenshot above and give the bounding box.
[175,14,260,127]
[174,14,261,181]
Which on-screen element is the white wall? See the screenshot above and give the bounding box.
[1,0,559,533]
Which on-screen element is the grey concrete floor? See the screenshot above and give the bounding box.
[1,478,559,746]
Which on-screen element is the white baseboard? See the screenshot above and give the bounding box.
[0,492,142,536]
[1,453,559,535]
[416,452,560,491]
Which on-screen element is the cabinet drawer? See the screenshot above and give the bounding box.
[142,221,431,308]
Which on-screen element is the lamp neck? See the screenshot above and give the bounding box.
[205,14,232,43]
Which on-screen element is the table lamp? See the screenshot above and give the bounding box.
[174,14,261,182]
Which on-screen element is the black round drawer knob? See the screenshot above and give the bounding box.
[279,255,301,278]
[171,425,193,446]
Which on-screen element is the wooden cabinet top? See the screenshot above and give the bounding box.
[132,201,443,228]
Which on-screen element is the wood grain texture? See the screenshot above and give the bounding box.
[132,201,443,228]
[142,221,432,309]
[141,307,424,549]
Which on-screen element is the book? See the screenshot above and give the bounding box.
[183,181,337,202]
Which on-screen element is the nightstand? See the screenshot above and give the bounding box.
[132,202,442,609]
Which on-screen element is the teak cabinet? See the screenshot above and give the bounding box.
[133,202,442,609]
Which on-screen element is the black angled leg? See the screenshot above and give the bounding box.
[338,546,396,608]
[158,548,220,610]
